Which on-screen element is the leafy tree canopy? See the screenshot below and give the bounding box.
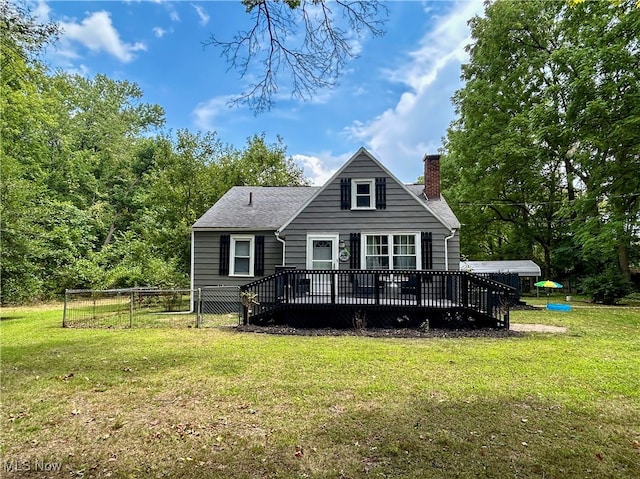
[444,0,639,299]
[0,2,309,303]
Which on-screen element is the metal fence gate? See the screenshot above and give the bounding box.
[63,287,241,329]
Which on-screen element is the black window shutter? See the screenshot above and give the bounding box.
[375,177,386,209]
[254,235,265,276]
[350,233,361,269]
[340,178,351,209]
[219,235,230,275]
[421,232,433,270]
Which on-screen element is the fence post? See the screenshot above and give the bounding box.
[129,290,134,328]
[63,289,68,327]
[196,288,202,328]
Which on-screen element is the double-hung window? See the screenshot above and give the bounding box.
[230,235,254,276]
[392,234,417,269]
[365,235,389,269]
[351,179,375,210]
[363,233,419,270]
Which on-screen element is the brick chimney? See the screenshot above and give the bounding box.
[423,154,441,199]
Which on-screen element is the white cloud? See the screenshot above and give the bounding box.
[291,151,352,186]
[170,10,180,22]
[58,11,146,63]
[153,26,168,38]
[33,0,51,23]
[191,4,210,26]
[344,0,485,181]
[52,62,91,78]
[192,95,237,132]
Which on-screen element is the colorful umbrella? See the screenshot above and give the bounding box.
[535,280,563,305]
[534,280,563,288]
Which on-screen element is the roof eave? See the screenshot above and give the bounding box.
[192,226,277,232]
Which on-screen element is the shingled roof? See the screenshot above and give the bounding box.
[405,184,461,230]
[193,183,460,232]
[192,186,319,230]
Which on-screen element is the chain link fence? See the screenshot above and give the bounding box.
[63,287,241,329]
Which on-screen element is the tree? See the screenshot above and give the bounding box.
[560,1,640,282]
[444,0,639,288]
[221,133,308,187]
[1,0,61,302]
[1,1,316,302]
[444,0,569,277]
[206,0,386,112]
[0,0,58,79]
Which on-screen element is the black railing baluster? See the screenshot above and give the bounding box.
[462,276,468,307]
[331,273,336,304]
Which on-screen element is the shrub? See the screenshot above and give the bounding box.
[580,268,633,305]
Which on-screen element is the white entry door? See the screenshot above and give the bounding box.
[306,234,339,295]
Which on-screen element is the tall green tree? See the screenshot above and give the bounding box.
[1,1,311,303]
[1,0,60,302]
[444,0,639,288]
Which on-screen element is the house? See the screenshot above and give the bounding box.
[190,148,512,329]
[191,147,461,290]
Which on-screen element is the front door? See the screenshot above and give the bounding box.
[306,234,339,295]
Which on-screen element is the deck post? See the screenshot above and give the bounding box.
[415,274,422,306]
[374,273,380,305]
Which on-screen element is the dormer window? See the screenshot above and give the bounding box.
[352,179,375,210]
[340,177,386,210]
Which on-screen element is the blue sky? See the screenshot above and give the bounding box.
[34,0,485,185]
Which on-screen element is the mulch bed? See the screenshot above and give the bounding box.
[235,324,523,338]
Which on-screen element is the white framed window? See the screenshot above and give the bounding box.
[365,235,389,269]
[363,233,420,270]
[392,234,417,269]
[230,235,254,277]
[351,179,375,210]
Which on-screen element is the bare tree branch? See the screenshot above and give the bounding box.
[204,0,387,113]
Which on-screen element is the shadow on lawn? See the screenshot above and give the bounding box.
[13,395,636,479]
[305,396,640,478]
[0,314,26,321]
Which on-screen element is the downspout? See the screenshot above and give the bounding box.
[444,229,457,271]
[189,229,195,313]
[275,230,286,266]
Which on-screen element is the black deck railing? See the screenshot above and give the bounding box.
[240,270,514,329]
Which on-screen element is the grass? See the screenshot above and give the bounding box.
[1,302,639,478]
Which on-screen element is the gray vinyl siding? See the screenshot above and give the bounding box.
[281,152,459,270]
[192,230,282,288]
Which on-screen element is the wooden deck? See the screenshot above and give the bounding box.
[240,270,513,329]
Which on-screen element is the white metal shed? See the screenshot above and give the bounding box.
[460,260,541,277]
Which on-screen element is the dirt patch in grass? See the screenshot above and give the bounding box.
[235,325,523,338]
[510,323,568,333]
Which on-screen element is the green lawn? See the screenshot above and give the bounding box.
[1,303,639,478]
